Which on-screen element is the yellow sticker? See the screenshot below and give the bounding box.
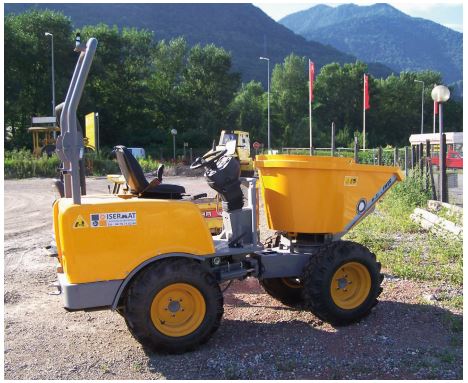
[73,215,89,229]
[344,176,358,186]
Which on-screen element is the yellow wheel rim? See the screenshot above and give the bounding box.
[150,283,206,337]
[330,262,371,310]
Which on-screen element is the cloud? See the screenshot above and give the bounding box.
[443,23,463,32]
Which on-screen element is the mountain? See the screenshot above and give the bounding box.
[4,3,394,83]
[280,3,462,84]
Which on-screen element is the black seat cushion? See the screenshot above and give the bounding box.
[141,183,185,199]
[114,145,185,199]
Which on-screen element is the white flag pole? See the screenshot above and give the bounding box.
[309,59,313,155]
[363,74,366,150]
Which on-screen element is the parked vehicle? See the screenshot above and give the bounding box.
[128,147,146,159]
[431,148,463,169]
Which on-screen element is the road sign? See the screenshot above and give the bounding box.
[253,141,261,150]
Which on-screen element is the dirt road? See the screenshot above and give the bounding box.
[4,177,462,379]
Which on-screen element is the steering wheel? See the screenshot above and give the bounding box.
[190,148,227,170]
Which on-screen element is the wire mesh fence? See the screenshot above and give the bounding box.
[432,168,463,206]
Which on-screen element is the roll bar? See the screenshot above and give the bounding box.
[56,34,98,205]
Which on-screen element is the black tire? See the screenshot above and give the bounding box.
[302,241,383,326]
[123,258,223,353]
[260,277,304,307]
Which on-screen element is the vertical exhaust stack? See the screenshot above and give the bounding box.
[55,35,98,205]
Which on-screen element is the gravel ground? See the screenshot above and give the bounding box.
[4,176,463,379]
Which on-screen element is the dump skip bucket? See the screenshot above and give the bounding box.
[255,155,404,235]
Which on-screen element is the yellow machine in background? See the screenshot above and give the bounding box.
[217,130,254,176]
[28,116,60,157]
[84,112,98,151]
[29,112,97,158]
[29,126,60,157]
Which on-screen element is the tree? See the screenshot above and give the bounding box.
[270,54,309,147]
[4,10,75,149]
[79,24,154,147]
[180,43,241,145]
[314,61,369,147]
[228,81,265,142]
[148,37,189,147]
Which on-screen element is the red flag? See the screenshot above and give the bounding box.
[364,74,370,110]
[309,60,315,103]
[434,100,439,115]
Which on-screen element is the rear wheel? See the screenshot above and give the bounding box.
[302,241,383,325]
[124,258,223,353]
[260,277,303,307]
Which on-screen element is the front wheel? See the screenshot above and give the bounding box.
[124,258,223,353]
[302,241,383,325]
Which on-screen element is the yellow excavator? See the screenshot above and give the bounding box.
[216,130,255,176]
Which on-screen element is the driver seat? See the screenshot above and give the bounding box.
[113,145,185,199]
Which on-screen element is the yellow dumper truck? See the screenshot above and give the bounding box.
[49,36,403,353]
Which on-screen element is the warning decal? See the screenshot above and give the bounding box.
[344,176,358,186]
[90,212,137,228]
[203,210,222,218]
[73,215,89,229]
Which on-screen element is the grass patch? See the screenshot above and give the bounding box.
[4,149,60,178]
[346,169,463,288]
[438,295,463,311]
[437,206,463,226]
[442,312,463,347]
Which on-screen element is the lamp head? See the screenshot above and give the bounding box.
[431,85,450,103]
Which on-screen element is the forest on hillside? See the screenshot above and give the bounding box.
[5,10,463,153]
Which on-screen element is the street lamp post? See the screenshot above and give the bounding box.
[414,80,425,134]
[431,85,450,202]
[259,57,270,152]
[45,32,56,117]
[170,129,177,160]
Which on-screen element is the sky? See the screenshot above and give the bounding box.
[253,2,463,32]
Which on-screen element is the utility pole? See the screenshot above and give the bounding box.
[414,80,425,134]
[259,57,270,152]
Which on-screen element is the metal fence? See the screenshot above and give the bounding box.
[432,168,463,206]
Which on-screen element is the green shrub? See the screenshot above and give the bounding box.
[4,149,177,179]
[138,156,160,173]
[82,151,117,175]
[385,167,431,210]
[4,149,60,179]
